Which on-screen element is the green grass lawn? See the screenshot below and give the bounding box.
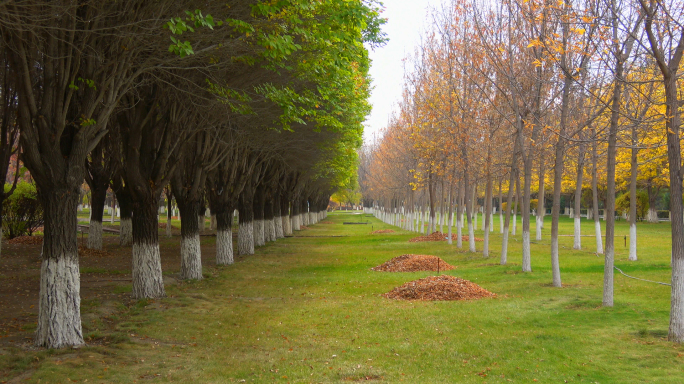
[3,212,684,383]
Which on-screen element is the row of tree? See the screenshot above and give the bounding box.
[359,0,684,342]
[0,0,384,349]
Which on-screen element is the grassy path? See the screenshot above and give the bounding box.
[3,211,684,383]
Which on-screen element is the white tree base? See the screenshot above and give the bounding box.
[282,215,292,236]
[216,229,233,265]
[275,215,284,238]
[629,223,637,261]
[35,255,84,348]
[573,217,582,250]
[238,221,254,255]
[87,220,103,250]
[120,218,132,246]
[254,219,265,246]
[132,243,166,299]
[180,235,203,280]
[522,231,531,272]
[595,220,604,255]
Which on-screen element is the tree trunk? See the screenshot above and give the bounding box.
[274,194,284,239]
[35,190,84,348]
[166,195,173,238]
[87,186,107,250]
[264,198,276,242]
[468,182,476,252]
[456,183,463,248]
[115,189,133,246]
[591,126,604,255]
[447,186,453,245]
[536,154,546,240]
[501,169,518,265]
[178,200,203,280]
[573,143,586,250]
[253,188,265,246]
[646,184,659,223]
[131,197,165,299]
[629,125,638,261]
[484,168,492,258]
[281,197,292,236]
[216,206,234,265]
[238,190,255,255]
[498,177,504,234]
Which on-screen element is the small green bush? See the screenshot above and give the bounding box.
[3,182,44,239]
[615,190,649,220]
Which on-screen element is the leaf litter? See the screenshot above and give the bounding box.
[372,254,454,272]
[383,275,496,301]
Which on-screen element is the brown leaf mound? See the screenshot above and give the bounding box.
[371,229,395,234]
[409,232,447,242]
[158,222,178,229]
[372,254,454,272]
[300,225,310,230]
[383,275,496,301]
[6,235,43,245]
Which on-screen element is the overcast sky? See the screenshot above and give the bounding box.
[363,0,445,145]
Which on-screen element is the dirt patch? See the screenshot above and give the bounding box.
[372,254,454,272]
[383,275,496,301]
[370,229,394,234]
[408,232,484,243]
[6,236,43,245]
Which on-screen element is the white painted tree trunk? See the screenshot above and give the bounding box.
[522,231,531,272]
[573,217,582,250]
[490,213,493,232]
[254,219,265,246]
[119,218,132,246]
[216,229,233,265]
[456,215,462,248]
[501,231,509,265]
[473,212,478,233]
[238,221,254,255]
[500,210,503,234]
[468,221,476,252]
[87,220,103,250]
[647,208,658,223]
[512,213,517,235]
[629,223,637,261]
[283,215,292,236]
[483,224,489,257]
[180,235,203,280]
[275,216,284,238]
[111,205,115,224]
[267,219,276,242]
[292,214,300,231]
[595,220,604,255]
[536,215,542,241]
[551,235,561,286]
[35,255,84,348]
[132,243,166,299]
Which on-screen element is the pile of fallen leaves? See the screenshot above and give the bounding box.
[299,225,310,230]
[6,236,43,245]
[157,222,178,229]
[459,235,485,242]
[370,229,395,234]
[383,275,496,301]
[372,254,454,272]
[408,232,447,242]
[78,245,109,257]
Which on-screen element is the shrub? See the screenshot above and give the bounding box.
[615,190,649,220]
[3,182,44,239]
